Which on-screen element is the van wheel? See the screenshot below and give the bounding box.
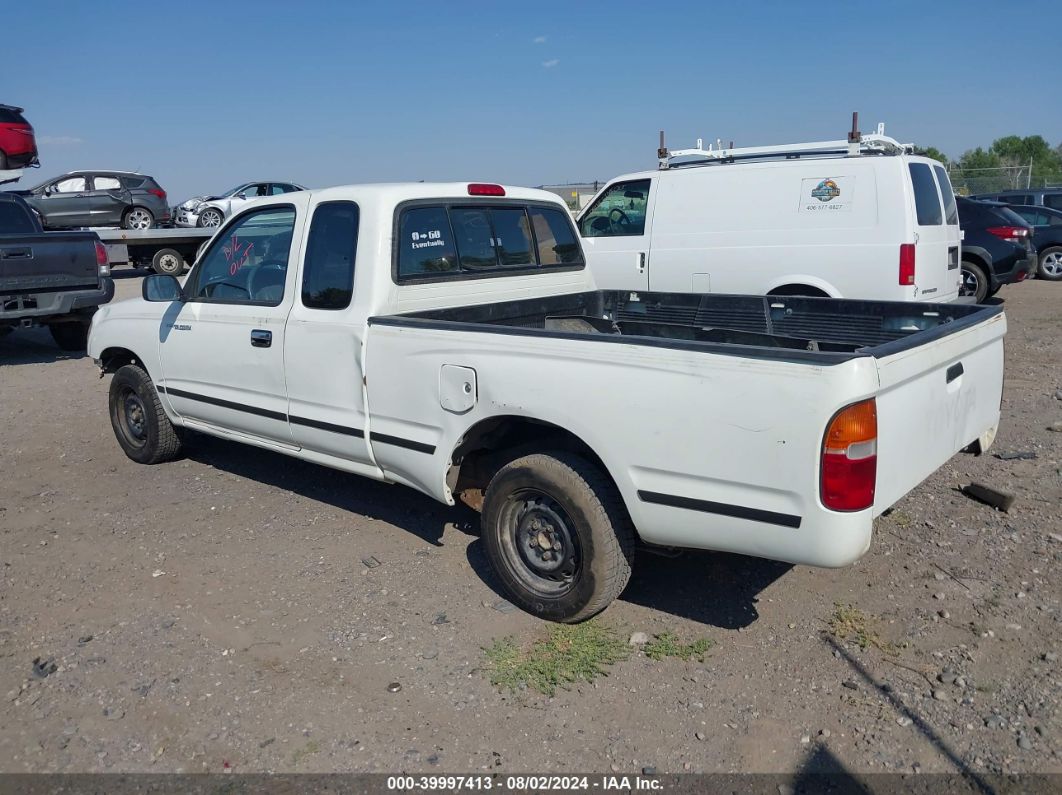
[1038,247,1062,281]
[481,451,635,623]
[108,364,183,465]
[960,260,989,303]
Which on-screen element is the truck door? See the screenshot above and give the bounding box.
[577,178,654,291]
[155,199,308,444]
[283,199,374,466]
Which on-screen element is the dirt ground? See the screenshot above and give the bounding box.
[0,273,1059,778]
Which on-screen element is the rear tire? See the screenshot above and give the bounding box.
[960,260,989,303]
[151,247,185,276]
[122,206,155,230]
[481,451,635,623]
[108,364,182,465]
[48,321,90,351]
[1037,246,1062,281]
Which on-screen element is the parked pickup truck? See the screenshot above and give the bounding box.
[1,192,114,350]
[88,183,1006,622]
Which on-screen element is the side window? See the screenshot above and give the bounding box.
[120,176,144,189]
[529,207,583,265]
[398,206,459,278]
[1049,214,1062,227]
[578,179,651,237]
[93,176,121,191]
[272,184,300,195]
[1044,194,1062,211]
[1008,194,1033,206]
[189,207,295,305]
[932,166,958,225]
[53,177,87,193]
[301,202,359,310]
[908,163,942,226]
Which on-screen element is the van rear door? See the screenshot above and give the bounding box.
[907,160,960,302]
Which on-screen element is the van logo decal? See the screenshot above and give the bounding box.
[811,178,841,202]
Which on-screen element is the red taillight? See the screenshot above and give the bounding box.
[468,183,505,196]
[986,226,1028,243]
[95,240,110,276]
[899,243,916,286]
[149,188,167,201]
[821,398,877,512]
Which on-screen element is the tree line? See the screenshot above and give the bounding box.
[917,135,1062,190]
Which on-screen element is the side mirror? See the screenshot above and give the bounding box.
[142,274,184,302]
[234,192,246,200]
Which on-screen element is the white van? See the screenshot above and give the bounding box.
[578,131,962,302]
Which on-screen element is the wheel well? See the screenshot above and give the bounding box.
[99,346,146,375]
[767,284,830,298]
[447,416,612,511]
[961,252,988,270]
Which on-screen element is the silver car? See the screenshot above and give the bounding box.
[174,181,305,228]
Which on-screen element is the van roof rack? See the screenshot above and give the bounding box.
[657,113,914,170]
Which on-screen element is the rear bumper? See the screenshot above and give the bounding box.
[993,254,1036,287]
[0,279,115,326]
[5,150,39,168]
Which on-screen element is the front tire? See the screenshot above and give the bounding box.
[122,206,155,230]
[1038,246,1062,281]
[960,260,990,303]
[481,451,635,623]
[108,364,183,465]
[197,208,224,228]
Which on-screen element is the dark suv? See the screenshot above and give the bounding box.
[956,197,1036,302]
[1004,204,1062,280]
[12,171,170,229]
[971,189,1062,211]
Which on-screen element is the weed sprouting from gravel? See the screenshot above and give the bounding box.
[483,621,629,696]
[828,603,892,652]
[642,632,713,662]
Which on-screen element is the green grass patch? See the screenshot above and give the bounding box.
[642,632,713,662]
[827,603,892,652]
[483,621,629,696]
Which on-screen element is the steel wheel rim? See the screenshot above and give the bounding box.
[158,253,180,274]
[128,209,151,229]
[497,488,581,596]
[1043,252,1062,277]
[118,387,148,447]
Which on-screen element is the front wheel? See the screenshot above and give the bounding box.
[108,364,183,465]
[122,206,155,230]
[197,208,224,228]
[1038,247,1062,281]
[481,451,635,623]
[960,260,990,303]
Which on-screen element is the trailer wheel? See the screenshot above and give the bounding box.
[481,451,635,623]
[108,364,183,465]
[151,248,186,276]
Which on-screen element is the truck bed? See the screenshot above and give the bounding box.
[374,291,1003,364]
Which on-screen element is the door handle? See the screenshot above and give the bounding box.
[946,362,963,384]
[638,252,647,273]
[1,247,31,259]
[250,329,272,348]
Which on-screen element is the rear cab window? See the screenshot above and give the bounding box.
[908,163,943,226]
[396,202,584,283]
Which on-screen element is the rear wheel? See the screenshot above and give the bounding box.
[151,247,185,276]
[1038,247,1062,281]
[108,364,182,465]
[481,451,635,623]
[122,206,154,230]
[960,260,989,303]
[48,320,91,351]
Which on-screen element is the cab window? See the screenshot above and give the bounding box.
[579,179,651,237]
[189,206,295,305]
[530,206,582,264]
[302,201,358,310]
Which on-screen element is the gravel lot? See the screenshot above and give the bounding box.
[1,274,1059,777]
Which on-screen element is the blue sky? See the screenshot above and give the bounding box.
[5,0,1061,201]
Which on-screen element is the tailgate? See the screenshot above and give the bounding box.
[0,233,99,292]
[872,310,1006,513]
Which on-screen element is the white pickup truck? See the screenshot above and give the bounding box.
[88,182,1006,622]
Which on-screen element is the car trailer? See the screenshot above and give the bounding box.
[93,227,215,276]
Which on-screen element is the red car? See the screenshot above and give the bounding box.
[0,104,39,170]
